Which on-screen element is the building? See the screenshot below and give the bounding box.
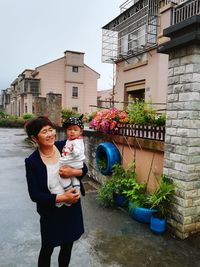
[0,88,11,114]
[97,89,113,108]
[101,0,187,111]
[2,50,100,117]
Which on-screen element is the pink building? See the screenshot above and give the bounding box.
[101,0,179,111]
[9,50,100,117]
[97,89,113,108]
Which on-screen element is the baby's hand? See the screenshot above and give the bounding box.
[70,144,74,152]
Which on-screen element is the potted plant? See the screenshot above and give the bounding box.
[98,162,136,207]
[123,181,158,223]
[148,175,176,234]
[112,162,136,207]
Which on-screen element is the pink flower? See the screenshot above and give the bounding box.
[89,108,128,133]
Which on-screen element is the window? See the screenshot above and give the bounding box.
[72,107,78,113]
[124,80,145,108]
[72,66,78,73]
[72,87,78,98]
[128,89,145,101]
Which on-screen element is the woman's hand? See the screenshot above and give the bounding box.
[59,166,83,178]
[56,188,80,204]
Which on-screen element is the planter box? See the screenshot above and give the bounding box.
[113,193,128,207]
[150,215,166,234]
[129,203,157,223]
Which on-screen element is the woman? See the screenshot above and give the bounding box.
[25,116,87,267]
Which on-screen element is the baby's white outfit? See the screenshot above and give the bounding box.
[59,137,85,193]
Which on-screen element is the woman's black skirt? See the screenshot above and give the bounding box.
[40,200,84,247]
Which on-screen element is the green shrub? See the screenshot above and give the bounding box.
[22,113,35,120]
[126,99,166,126]
[0,110,8,118]
[61,108,80,120]
[0,117,26,127]
[98,179,115,207]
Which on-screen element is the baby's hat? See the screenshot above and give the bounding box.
[63,114,84,129]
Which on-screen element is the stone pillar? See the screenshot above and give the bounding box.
[46,93,62,126]
[34,93,62,126]
[158,16,200,239]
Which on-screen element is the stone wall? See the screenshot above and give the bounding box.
[34,93,62,125]
[163,44,200,239]
[56,127,164,189]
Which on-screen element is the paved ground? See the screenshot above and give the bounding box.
[1,128,200,267]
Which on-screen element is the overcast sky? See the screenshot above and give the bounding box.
[0,0,123,91]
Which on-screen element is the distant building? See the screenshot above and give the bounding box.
[97,89,113,108]
[1,88,11,114]
[2,50,100,117]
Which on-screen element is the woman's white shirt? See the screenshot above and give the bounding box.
[46,162,65,207]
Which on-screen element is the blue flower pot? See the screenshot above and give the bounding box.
[150,215,166,234]
[96,142,121,175]
[113,193,128,207]
[129,203,158,224]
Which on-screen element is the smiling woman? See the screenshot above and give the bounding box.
[24,116,88,267]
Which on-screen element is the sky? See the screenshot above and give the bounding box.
[0,0,124,91]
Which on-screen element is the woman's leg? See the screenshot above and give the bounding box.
[58,242,73,267]
[38,245,54,267]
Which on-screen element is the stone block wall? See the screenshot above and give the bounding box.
[34,93,62,125]
[164,44,200,238]
[56,127,165,189]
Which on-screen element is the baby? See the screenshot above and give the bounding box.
[59,115,85,195]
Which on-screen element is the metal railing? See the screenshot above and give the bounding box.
[120,0,139,13]
[106,124,166,141]
[172,0,200,24]
[164,0,188,5]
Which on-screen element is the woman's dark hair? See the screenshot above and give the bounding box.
[25,116,55,139]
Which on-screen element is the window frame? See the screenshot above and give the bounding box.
[72,66,79,73]
[72,86,78,98]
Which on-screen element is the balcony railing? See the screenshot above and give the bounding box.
[120,0,140,12]
[172,0,200,24]
[102,0,159,63]
[164,0,187,5]
[107,124,165,141]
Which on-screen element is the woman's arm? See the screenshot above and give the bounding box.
[59,162,88,180]
[25,158,56,207]
[56,188,80,204]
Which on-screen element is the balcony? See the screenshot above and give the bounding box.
[172,0,200,24]
[20,78,40,96]
[102,0,159,63]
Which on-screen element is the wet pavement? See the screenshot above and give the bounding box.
[1,128,200,267]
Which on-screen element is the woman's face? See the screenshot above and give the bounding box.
[35,125,56,147]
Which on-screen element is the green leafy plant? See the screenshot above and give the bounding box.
[98,158,107,172]
[126,99,166,126]
[22,113,35,120]
[98,178,115,207]
[0,109,8,118]
[148,175,176,218]
[123,180,149,208]
[111,162,136,195]
[98,162,136,207]
[61,108,80,120]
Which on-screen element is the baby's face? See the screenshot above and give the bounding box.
[66,125,82,140]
